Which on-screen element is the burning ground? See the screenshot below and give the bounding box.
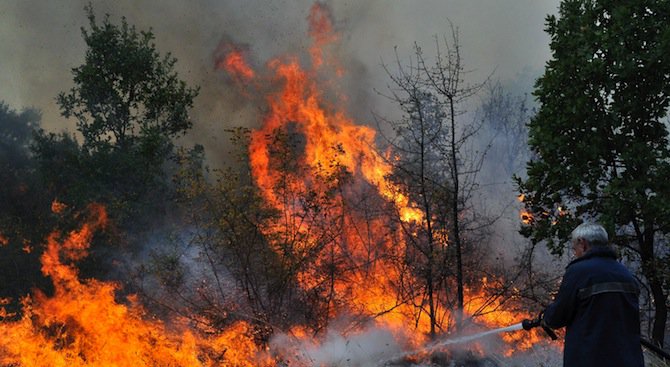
[0,2,561,366]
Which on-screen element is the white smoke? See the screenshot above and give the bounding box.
[269,321,563,367]
[270,323,404,367]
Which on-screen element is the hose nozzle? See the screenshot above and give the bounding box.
[522,317,541,330]
[521,313,558,340]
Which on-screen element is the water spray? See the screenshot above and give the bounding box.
[379,316,557,366]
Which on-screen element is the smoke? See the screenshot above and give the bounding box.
[269,321,564,366]
[270,323,402,367]
[0,0,558,167]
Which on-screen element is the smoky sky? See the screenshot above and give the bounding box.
[0,0,559,167]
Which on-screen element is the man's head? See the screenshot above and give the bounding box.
[571,223,609,257]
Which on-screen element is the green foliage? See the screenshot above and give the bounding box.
[57,6,198,152]
[24,7,201,286]
[35,6,200,226]
[518,0,670,252]
[516,0,670,343]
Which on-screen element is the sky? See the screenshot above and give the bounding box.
[0,0,560,165]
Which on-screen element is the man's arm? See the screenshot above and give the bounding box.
[542,266,580,329]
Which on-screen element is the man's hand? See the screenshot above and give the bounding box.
[522,311,558,340]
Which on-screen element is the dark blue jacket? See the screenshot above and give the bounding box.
[543,246,644,367]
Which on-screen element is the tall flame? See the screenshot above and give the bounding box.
[307,2,338,68]
[239,2,538,356]
[244,3,429,340]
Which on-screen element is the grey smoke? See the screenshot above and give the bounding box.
[1,0,558,167]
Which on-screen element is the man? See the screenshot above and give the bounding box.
[542,222,644,367]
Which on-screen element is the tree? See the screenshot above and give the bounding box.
[380,84,450,339]
[58,6,198,152]
[41,6,197,217]
[0,103,42,218]
[0,103,51,309]
[153,128,355,341]
[516,0,670,345]
[378,27,495,336]
[31,6,199,279]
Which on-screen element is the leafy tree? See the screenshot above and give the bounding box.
[58,6,198,152]
[0,103,41,213]
[516,0,670,345]
[39,6,198,219]
[31,6,199,279]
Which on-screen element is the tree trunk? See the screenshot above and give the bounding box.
[449,97,464,330]
[639,225,667,346]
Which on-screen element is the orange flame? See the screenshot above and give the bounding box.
[214,42,255,82]
[246,34,428,340]
[0,233,7,247]
[307,2,338,67]
[464,278,547,356]
[518,194,534,225]
[520,210,533,225]
[0,204,273,367]
[51,199,67,214]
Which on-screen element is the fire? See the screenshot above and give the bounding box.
[51,199,67,214]
[0,233,7,246]
[307,2,338,68]
[242,2,429,338]
[518,194,567,226]
[518,194,533,225]
[0,204,273,367]
[21,240,32,254]
[464,279,546,356]
[214,41,255,83]
[0,2,554,365]
[0,298,13,319]
[215,1,541,359]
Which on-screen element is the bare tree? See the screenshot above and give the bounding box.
[376,24,495,335]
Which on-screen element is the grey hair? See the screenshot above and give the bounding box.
[571,223,609,246]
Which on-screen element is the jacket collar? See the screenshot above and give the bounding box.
[568,245,618,267]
